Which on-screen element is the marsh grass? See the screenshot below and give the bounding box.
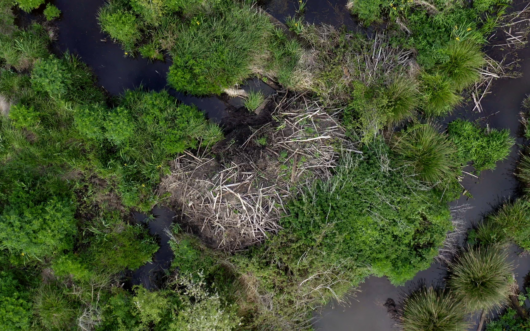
[421,73,462,116]
[98,3,141,52]
[34,283,80,330]
[481,199,530,250]
[518,152,530,189]
[0,24,50,71]
[449,246,513,312]
[167,2,272,95]
[400,287,468,331]
[439,41,485,91]
[244,91,264,111]
[385,78,418,124]
[393,123,459,184]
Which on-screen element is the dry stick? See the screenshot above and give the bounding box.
[477,310,486,331]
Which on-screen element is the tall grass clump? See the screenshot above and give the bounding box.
[384,78,418,125]
[167,1,273,95]
[400,287,468,331]
[34,283,81,330]
[477,199,530,250]
[393,123,459,183]
[421,73,462,116]
[449,246,513,311]
[244,91,264,111]
[518,152,530,189]
[0,24,50,71]
[439,41,485,91]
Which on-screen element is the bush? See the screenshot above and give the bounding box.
[98,4,141,51]
[0,271,33,331]
[87,222,158,274]
[448,119,514,172]
[14,0,44,12]
[393,123,459,184]
[43,4,61,21]
[449,246,512,311]
[486,307,530,331]
[400,287,468,331]
[439,41,485,91]
[52,254,94,282]
[0,174,77,258]
[283,145,452,285]
[348,0,383,25]
[167,2,272,95]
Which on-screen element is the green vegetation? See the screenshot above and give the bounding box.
[244,91,265,111]
[0,0,524,329]
[393,123,459,184]
[399,287,468,331]
[449,246,513,311]
[43,4,61,21]
[448,119,514,171]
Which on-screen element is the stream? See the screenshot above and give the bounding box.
[37,0,530,328]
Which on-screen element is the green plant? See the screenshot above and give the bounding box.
[0,24,50,71]
[384,78,418,124]
[98,4,141,51]
[34,283,80,330]
[43,4,61,21]
[518,152,530,190]
[286,16,304,34]
[132,286,170,325]
[167,2,272,95]
[52,254,94,282]
[393,123,459,184]
[477,199,530,250]
[0,271,33,331]
[348,0,383,25]
[486,307,530,330]
[244,91,264,111]
[449,246,513,311]
[14,0,44,12]
[439,41,485,91]
[421,73,462,116]
[448,119,514,172]
[400,287,468,331]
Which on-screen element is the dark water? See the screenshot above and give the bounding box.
[263,0,360,31]
[51,0,279,122]
[314,45,530,331]
[131,207,175,289]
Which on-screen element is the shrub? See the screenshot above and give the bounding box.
[348,0,383,25]
[43,4,61,21]
[34,283,80,330]
[400,287,468,331]
[132,286,170,325]
[14,0,44,12]
[283,146,453,285]
[244,91,264,111]
[98,4,141,51]
[8,104,39,128]
[52,254,94,282]
[87,223,158,274]
[421,73,461,116]
[129,0,165,25]
[448,119,514,171]
[393,123,459,183]
[31,56,72,98]
[439,41,485,91]
[0,271,33,330]
[167,2,272,95]
[486,307,530,330]
[0,175,77,258]
[449,246,512,311]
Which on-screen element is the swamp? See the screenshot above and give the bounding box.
[2,0,530,330]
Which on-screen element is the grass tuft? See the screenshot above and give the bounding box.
[449,246,512,311]
[400,286,468,331]
[393,123,459,183]
[244,91,264,112]
[439,41,485,91]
